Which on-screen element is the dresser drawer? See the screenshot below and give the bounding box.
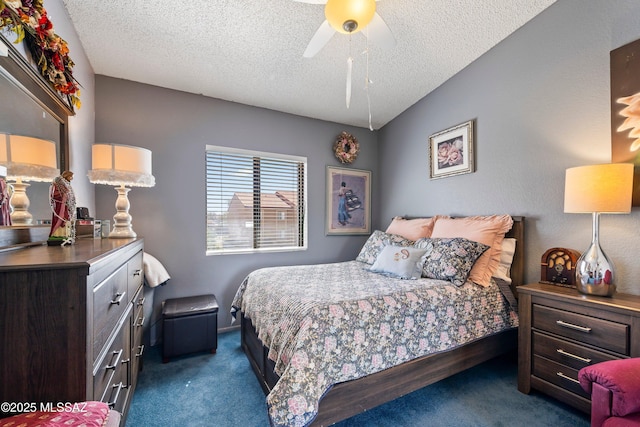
[131,290,145,390]
[532,331,618,370]
[133,288,145,333]
[533,355,590,399]
[93,263,129,360]
[102,366,129,413]
[94,313,130,403]
[532,304,629,355]
[127,251,143,298]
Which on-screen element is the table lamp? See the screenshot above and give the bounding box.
[0,133,59,225]
[564,163,633,296]
[88,143,155,238]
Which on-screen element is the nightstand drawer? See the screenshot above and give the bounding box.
[533,355,590,399]
[532,331,618,370]
[532,304,629,355]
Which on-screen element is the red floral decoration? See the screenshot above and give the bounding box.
[0,0,81,109]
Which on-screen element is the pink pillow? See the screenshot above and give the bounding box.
[385,216,448,241]
[430,215,513,287]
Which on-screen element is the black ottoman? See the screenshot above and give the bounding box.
[162,294,218,363]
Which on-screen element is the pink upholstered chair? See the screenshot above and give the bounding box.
[579,358,640,427]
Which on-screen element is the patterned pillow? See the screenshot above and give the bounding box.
[356,230,414,265]
[415,238,490,286]
[430,215,513,287]
[369,245,428,280]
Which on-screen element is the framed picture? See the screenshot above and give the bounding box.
[326,166,371,235]
[428,120,475,179]
[611,38,640,206]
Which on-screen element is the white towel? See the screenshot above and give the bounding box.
[143,252,170,287]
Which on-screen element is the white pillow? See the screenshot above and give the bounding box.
[492,238,516,284]
[369,245,428,280]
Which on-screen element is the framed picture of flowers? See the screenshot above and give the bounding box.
[326,166,371,235]
[428,120,475,179]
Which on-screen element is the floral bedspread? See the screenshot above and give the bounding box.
[231,261,518,427]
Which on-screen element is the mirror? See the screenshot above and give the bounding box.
[0,34,72,245]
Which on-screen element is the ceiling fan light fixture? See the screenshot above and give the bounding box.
[325,0,376,34]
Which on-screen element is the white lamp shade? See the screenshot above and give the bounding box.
[564,163,633,214]
[88,143,155,187]
[0,133,59,181]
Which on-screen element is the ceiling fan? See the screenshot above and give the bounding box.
[295,0,396,58]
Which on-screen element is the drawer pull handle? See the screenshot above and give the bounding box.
[121,358,131,389]
[105,349,123,371]
[557,371,581,385]
[136,344,145,358]
[137,296,146,306]
[556,320,592,333]
[110,292,126,305]
[557,348,592,364]
[136,316,145,327]
[107,382,124,409]
[133,269,141,277]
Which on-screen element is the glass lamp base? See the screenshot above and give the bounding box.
[575,241,616,297]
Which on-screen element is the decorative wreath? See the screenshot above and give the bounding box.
[0,0,81,110]
[333,131,359,164]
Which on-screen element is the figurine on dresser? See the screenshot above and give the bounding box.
[0,175,10,226]
[48,170,76,246]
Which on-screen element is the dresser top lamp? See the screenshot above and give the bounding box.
[0,133,59,225]
[88,143,155,238]
[564,163,633,296]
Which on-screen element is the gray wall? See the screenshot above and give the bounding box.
[94,76,379,333]
[46,0,96,212]
[378,0,640,293]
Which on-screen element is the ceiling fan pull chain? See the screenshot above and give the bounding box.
[346,33,354,109]
[364,29,373,130]
[346,56,353,109]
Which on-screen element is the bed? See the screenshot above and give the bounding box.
[232,215,524,426]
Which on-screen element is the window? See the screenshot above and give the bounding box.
[206,145,307,254]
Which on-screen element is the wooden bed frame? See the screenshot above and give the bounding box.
[240,216,525,426]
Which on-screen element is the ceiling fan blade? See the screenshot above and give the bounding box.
[303,20,336,58]
[293,0,379,2]
[365,12,396,51]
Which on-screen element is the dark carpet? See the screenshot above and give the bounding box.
[126,330,590,426]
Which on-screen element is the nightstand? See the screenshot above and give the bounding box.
[517,282,640,413]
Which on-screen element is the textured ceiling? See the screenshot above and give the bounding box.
[61,0,556,130]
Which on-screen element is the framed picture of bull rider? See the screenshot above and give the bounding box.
[326,166,371,235]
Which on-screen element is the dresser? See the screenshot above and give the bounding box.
[518,282,640,413]
[0,238,144,423]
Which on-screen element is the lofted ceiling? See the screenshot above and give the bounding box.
[61,0,556,130]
